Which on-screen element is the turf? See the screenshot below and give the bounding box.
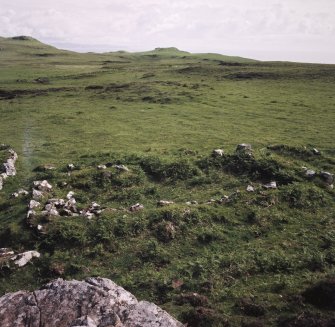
[0,36,334,326]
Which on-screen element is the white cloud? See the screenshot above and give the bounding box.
[0,0,334,63]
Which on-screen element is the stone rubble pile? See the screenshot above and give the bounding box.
[0,248,40,268]
[0,147,18,191]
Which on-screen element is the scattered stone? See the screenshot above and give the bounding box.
[186,200,198,205]
[41,164,56,171]
[113,164,129,172]
[27,210,36,220]
[0,277,183,327]
[67,163,75,170]
[11,189,29,198]
[97,165,107,170]
[29,200,41,209]
[81,210,94,219]
[12,250,41,267]
[37,225,43,231]
[305,169,316,178]
[206,199,216,204]
[212,149,224,157]
[0,148,18,189]
[158,200,175,206]
[263,181,277,189]
[312,148,321,155]
[1,172,8,180]
[3,159,16,176]
[8,149,18,162]
[129,203,144,212]
[319,171,334,185]
[66,191,75,199]
[0,248,14,257]
[247,185,255,192]
[236,143,252,154]
[33,180,52,192]
[218,195,230,204]
[32,189,44,200]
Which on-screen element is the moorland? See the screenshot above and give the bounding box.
[0,36,334,326]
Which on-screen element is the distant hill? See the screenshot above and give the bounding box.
[0,35,257,63]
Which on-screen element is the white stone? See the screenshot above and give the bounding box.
[0,248,14,257]
[0,173,7,180]
[27,210,36,219]
[66,191,75,200]
[113,164,129,172]
[12,250,41,267]
[129,203,144,212]
[32,189,44,200]
[305,169,316,178]
[97,165,107,170]
[158,200,174,206]
[33,180,52,191]
[212,149,224,157]
[236,143,252,153]
[246,185,255,192]
[67,163,75,170]
[29,200,41,209]
[263,181,277,189]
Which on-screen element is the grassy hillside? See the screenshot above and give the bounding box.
[0,36,334,326]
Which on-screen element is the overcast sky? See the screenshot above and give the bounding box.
[1,0,335,63]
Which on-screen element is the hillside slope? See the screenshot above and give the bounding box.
[0,36,334,327]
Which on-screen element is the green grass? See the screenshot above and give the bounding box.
[0,36,334,326]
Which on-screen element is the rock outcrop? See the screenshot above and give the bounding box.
[0,277,183,327]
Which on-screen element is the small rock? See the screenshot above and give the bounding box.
[263,181,277,189]
[97,165,107,170]
[49,208,60,216]
[158,200,175,206]
[129,203,144,212]
[319,171,334,185]
[0,177,3,190]
[3,159,16,176]
[27,210,36,219]
[32,189,44,200]
[11,189,29,198]
[0,248,14,257]
[186,200,198,205]
[236,143,252,154]
[81,210,95,219]
[0,172,8,180]
[12,250,41,267]
[37,225,43,231]
[29,200,41,209]
[8,149,18,162]
[206,199,216,204]
[212,149,224,157]
[33,180,52,192]
[218,195,229,203]
[305,169,316,178]
[67,163,75,170]
[312,148,321,155]
[67,191,75,200]
[246,185,255,192]
[113,164,129,172]
[41,164,56,171]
